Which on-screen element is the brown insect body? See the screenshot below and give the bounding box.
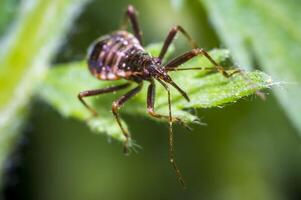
[88,30,166,83]
[79,5,238,188]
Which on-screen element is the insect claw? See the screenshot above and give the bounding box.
[192,118,207,126]
[183,124,193,132]
[177,121,192,131]
[129,140,142,154]
[173,117,192,131]
[122,139,141,155]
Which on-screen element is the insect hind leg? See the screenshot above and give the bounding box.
[78,83,131,117]
[159,25,197,61]
[164,48,239,78]
[112,83,143,154]
[121,5,143,45]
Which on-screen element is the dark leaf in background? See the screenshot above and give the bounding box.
[0,0,89,188]
[201,0,301,134]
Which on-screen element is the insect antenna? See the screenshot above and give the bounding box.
[157,79,186,188]
[166,79,190,102]
[161,74,190,102]
[166,67,213,72]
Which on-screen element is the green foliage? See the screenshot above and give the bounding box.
[201,0,301,134]
[0,0,89,186]
[40,44,272,142]
[0,0,298,198]
[0,0,19,37]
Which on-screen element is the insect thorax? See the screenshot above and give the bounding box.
[87,31,152,80]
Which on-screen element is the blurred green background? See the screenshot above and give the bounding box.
[1,0,301,199]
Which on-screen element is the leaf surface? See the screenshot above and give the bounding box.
[40,45,272,142]
[201,0,301,134]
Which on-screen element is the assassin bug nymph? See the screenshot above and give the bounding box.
[78,5,239,187]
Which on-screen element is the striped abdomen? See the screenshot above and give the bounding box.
[87,30,151,80]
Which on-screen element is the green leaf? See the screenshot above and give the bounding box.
[201,0,301,134]
[0,0,89,186]
[40,44,272,144]
[0,0,19,37]
[170,0,184,10]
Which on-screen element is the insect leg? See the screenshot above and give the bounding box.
[159,25,197,61]
[78,83,131,116]
[147,80,188,126]
[165,48,240,77]
[147,79,186,188]
[166,51,265,99]
[147,80,167,120]
[121,5,143,45]
[112,82,143,154]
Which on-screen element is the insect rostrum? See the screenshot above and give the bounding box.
[78,5,239,188]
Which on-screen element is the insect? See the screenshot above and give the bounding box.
[78,5,239,187]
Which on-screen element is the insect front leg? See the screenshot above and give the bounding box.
[165,49,265,99]
[112,82,143,154]
[164,48,241,77]
[159,25,197,61]
[78,83,131,117]
[147,80,176,122]
[121,5,143,45]
[146,80,191,129]
[147,79,186,187]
